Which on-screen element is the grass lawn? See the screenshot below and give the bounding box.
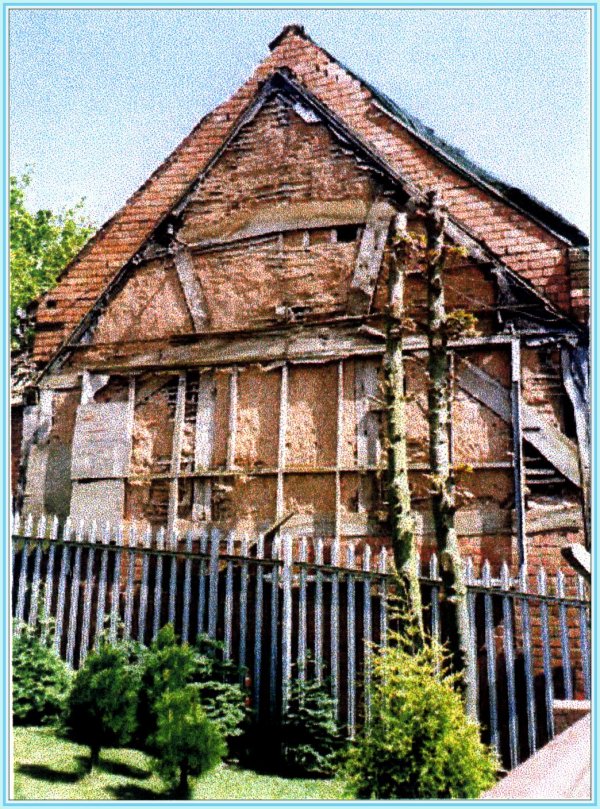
[13,726,347,801]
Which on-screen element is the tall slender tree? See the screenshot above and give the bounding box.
[424,190,475,714]
[385,212,423,638]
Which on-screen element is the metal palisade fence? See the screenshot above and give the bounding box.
[11,513,591,771]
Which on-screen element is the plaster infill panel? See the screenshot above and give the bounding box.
[70,479,125,526]
[286,364,337,468]
[235,366,280,469]
[71,402,132,480]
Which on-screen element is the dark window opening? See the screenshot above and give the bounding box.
[336,225,360,243]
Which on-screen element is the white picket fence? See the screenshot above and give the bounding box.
[11,513,591,770]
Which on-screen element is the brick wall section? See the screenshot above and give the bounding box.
[33,27,586,364]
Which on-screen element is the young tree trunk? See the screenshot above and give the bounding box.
[424,191,476,715]
[177,764,190,798]
[88,743,101,772]
[386,212,424,639]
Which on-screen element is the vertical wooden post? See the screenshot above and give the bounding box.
[227,367,238,471]
[168,373,186,536]
[335,360,344,554]
[511,337,527,569]
[194,371,216,522]
[276,363,288,521]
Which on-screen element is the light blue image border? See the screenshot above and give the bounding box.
[1,1,597,807]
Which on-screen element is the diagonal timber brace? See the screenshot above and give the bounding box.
[456,357,580,486]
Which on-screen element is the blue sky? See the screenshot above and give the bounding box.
[8,7,591,233]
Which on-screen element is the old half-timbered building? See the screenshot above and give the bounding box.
[15,25,589,577]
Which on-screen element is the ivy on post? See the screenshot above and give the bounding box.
[423,190,476,716]
[385,211,423,640]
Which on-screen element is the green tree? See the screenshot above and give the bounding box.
[150,685,225,798]
[63,640,142,771]
[10,169,95,347]
[343,631,497,799]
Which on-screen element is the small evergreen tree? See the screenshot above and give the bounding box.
[136,624,197,748]
[150,685,225,798]
[64,640,142,770]
[280,677,344,777]
[137,626,247,753]
[12,625,71,726]
[343,632,497,799]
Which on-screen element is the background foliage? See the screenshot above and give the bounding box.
[10,170,95,347]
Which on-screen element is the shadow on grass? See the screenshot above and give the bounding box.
[107,783,164,800]
[94,757,151,780]
[16,763,85,784]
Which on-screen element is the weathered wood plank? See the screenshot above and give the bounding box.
[349,200,396,314]
[173,248,208,331]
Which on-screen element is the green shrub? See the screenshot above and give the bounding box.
[150,684,225,798]
[64,639,143,770]
[12,626,71,726]
[136,625,198,748]
[280,677,344,777]
[138,627,247,753]
[343,634,497,799]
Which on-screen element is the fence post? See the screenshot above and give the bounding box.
[66,520,84,666]
[378,548,388,649]
[27,515,47,630]
[429,553,440,648]
[315,537,324,683]
[15,514,34,632]
[207,527,220,640]
[518,565,537,756]
[224,533,235,660]
[363,543,372,725]
[330,539,340,716]
[138,525,152,644]
[167,527,179,627]
[556,570,573,700]
[253,533,265,715]
[577,574,591,700]
[346,543,357,737]
[537,567,555,740]
[465,557,478,720]
[269,537,281,716]
[295,537,307,682]
[124,523,137,639]
[152,527,166,641]
[239,535,249,671]
[482,560,499,752]
[54,516,72,655]
[281,533,293,713]
[181,529,193,643]
[197,527,208,637]
[12,512,21,583]
[79,521,97,666]
[501,561,520,768]
[109,522,124,643]
[95,521,111,647]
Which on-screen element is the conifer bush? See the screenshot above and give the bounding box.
[63,639,143,770]
[150,685,225,798]
[137,626,247,753]
[280,678,344,777]
[343,634,497,799]
[12,625,71,726]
